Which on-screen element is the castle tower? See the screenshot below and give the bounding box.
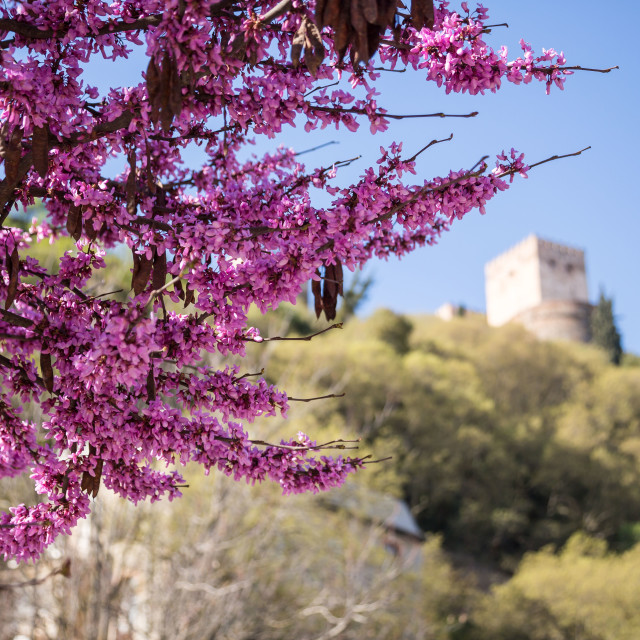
[485,235,592,342]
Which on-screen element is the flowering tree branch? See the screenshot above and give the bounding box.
[0,0,610,562]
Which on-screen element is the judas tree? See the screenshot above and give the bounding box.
[0,0,611,561]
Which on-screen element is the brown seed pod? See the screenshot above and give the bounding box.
[304,19,326,75]
[81,454,103,498]
[152,250,167,292]
[146,369,156,402]
[174,277,185,300]
[40,351,54,393]
[291,22,306,67]
[168,57,183,118]
[183,286,195,308]
[84,210,99,242]
[66,205,83,241]
[32,125,49,179]
[5,127,23,184]
[312,270,323,318]
[5,246,19,309]
[131,250,153,295]
[411,0,435,30]
[147,58,161,125]
[335,258,344,296]
[126,150,137,217]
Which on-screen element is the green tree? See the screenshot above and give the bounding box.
[591,292,623,365]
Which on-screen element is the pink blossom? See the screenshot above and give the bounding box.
[0,0,579,562]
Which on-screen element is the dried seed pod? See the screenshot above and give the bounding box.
[146,369,156,402]
[40,351,54,393]
[335,258,344,296]
[66,205,83,241]
[183,286,195,308]
[159,52,174,131]
[5,246,19,309]
[324,263,338,302]
[168,57,183,118]
[126,150,137,217]
[362,0,378,24]
[147,58,161,125]
[333,0,351,57]
[131,250,153,295]
[312,270,323,319]
[350,0,370,64]
[84,211,99,242]
[322,264,338,321]
[315,0,328,24]
[152,250,167,291]
[377,0,398,27]
[230,35,247,62]
[304,18,326,75]
[32,125,49,178]
[174,277,185,300]
[411,0,434,30]
[291,22,306,67]
[81,454,103,498]
[320,0,342,27]
[5,127,23,184]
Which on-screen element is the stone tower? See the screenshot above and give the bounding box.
[485,235,592,342]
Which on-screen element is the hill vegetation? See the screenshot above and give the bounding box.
[3,244,640,638]
[255,302,640,563]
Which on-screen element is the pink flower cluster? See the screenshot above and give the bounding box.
[380,1,570,96]
[0,0,574,561]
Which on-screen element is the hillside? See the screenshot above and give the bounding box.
[4,295,640,639]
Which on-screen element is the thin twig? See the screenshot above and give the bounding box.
[295,141,339,156]
[251,323,343,342]
[0,560,69,590]
[311,105,479,120]
[77,289,123,304]
[235,369,265,381]
[247,437,360,451]
[555,65,618,74]
[288,393,345,403]
[304,81,340,98]
[405,133,453,163]
[362,456,393,464]
[526,146,591,171]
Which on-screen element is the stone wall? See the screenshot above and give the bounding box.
[485,235,591,342]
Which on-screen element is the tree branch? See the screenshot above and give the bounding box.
[310,105,479,120]
[0,15,162,40]
[251,323,343,342]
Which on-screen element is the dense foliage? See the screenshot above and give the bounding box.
[255,306,640,563]
[4,305,640,639]
[0,0,600,562]
[590,292,623,365]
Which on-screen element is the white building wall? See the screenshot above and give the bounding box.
[485,235,542,327]
[537,239,589,303]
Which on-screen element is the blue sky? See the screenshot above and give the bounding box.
[324,1,640,353]
[84,1,640,352]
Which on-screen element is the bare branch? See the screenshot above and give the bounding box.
[0,560,70,590]
[404,133,454,163]
[288,393,345,403]
[310,105,479,120]
[0,15,162,40]
[249,323,343,342]
[526,146,591,170]
[295,140,339,156]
